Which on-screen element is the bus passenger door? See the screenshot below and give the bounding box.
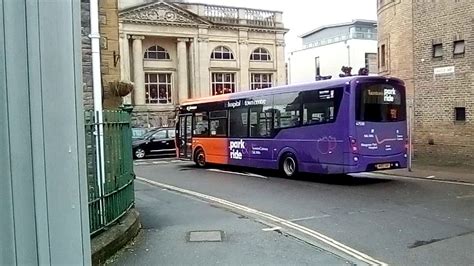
[178,114,193,159]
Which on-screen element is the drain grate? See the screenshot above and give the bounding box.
[187,230,224,242]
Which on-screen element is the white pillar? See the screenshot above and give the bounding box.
[177,38,189,103]
[198,36,209,96]
[239,30,249,91]
[188,38,196,98]
[120,33,132,104]
[276,40,286,86]
[132,35,145,105]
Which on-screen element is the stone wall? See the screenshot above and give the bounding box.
[131,110,177,128]
[412,0,474,165]
[81,0,122,110]
[377,0,415,98]
[81,0,93,110]
[100,0,122,109]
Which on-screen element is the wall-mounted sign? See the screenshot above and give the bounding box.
[434,66,455,75]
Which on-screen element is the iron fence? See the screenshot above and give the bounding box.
[85,110,135,236]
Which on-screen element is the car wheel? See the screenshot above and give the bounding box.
[194,148,206,168]
[280,153,298,178]
[134,148,146,159]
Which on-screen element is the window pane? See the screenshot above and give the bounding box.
[158,74,166,83]
[454,41,465,54]
[249,96,273,137]
[210,118,227,136]
[210,110,227,119]
[193,112,209,136]
[153,130,167,139]
[273,92,301,129]
[168,129,176,138]
[356,84,406,122]
[229,108,249,138]
[302,88,343,125]
[433,44,443,58]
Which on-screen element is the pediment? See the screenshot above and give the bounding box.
[119,1,212,26]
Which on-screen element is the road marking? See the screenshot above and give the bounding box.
[290,215,330,222]
[207,169,268,179]
[355,172,474,187]
[136,176,387,266]
[456,194,474,199]
[262,226,282,232]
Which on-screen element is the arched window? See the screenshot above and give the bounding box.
[250,47,271,61]
[211,46,234,60]
[144,45,170,60]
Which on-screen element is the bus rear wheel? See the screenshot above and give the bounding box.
[280,153,298,178]
[194,148,206,168]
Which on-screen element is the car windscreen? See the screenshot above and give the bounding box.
[356,83,406,122]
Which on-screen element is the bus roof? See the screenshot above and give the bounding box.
[181,76,404,106]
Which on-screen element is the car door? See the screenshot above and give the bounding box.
[166,129,176,151]
[149,130,168,153]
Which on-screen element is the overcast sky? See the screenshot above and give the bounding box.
[199,0,377,57]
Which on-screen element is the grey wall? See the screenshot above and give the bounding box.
[0,0,91,264]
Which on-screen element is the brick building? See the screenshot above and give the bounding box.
[377,0,474,166]
[81,0,122,110]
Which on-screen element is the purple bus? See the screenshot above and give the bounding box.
[176,76,407,177]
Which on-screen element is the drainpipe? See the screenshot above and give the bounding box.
[89,0,106,224]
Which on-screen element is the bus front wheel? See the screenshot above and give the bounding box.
[280,153,298,178]
[194,148,206,168]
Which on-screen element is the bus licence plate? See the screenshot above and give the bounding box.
[375,163,391,170]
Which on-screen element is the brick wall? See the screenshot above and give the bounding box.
[377,0,415,98]
[81,0,122,110]
[81,0,93,110]
[100,0,122,109]
[412,0,474,165]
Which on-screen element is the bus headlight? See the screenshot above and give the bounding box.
[353,156,359,162]
[404,154,407,158]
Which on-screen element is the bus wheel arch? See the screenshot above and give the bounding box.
[278,151,299,178]
[193,146,206,168]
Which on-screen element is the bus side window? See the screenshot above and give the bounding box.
[302,88,342,125]
[229,107,249,138]
[209,110,227,136]
[273,92,301,129]
[193,112,209,136]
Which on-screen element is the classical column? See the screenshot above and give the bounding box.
[188,38,196,98]
[239,38,249,91]
[132,35,145,105]
[177,38,189,103]
[198,36,209,97]
[276,40,287,86]
[120,33,132,104]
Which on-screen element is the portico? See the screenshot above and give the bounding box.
[119,1,288,127]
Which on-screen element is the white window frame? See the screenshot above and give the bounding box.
[211,46,235,60]
[145,72,173,104]
[211,72,235,95]
[250,47,271,61]
[250,73,272,90]
[144,45,170,60]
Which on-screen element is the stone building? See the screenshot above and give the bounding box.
[118,0,288,127]
[377,0,474,165]
[81,0,122,110]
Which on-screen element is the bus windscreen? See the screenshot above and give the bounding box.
[356,84,406,122]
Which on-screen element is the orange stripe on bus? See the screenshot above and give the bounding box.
[192,138,228,164]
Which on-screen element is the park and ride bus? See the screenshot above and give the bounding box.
[175,76,407,177]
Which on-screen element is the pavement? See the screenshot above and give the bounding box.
[380,161,474,184]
